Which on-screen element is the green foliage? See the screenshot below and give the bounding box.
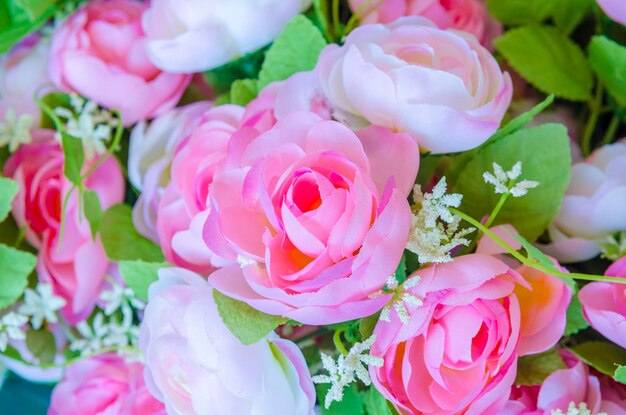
[83,190,103,239]
[515,349,567,385]
[569,341,626,377]
[615,365,626,385]
[589,36,626,108]
[359,312,380,341]
[0,243,36,310]
[39,92,71,130]
[486,0,555,26]
[60,131,84,186]
[317,383,365,415]
[230,79,259,106]
[0,177,18,223]
[25,329,56,365]
[212,290,287,345]
[100,204,164,262]
[257,15,327,90]
[495,25,593,101]
[0,0,56,54]
[564,292,589,336]
[364,388,392,415]
[452,124,571,241]
[118,260,168,302]
[551,0,593,34]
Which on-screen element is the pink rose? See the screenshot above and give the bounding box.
[540,141,626,263]
[205,111,419,324]
[49,0,191,125]
[139,267,316,415]
[156,104,245,274]
[3,130,124,324]
[370,254,525,415]
[578,257,626,348]
[348,0,501,48]
[316,17,512,154]
[597,0,626,25]
[128,101,213,242]
[49,353,165,415]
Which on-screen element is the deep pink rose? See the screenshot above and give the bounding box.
[156,105,244,274]
[3,130,124,324]
[348,0,501,48]
[49,0,191,125]
[316,17,512,154]
[48,353,165,415]
[578,257,626,348]
[370,254,525,415]
[205,111,419,325]
[597,0,626,25]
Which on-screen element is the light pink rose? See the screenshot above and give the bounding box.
[48,353,165,415]
[205,111,419,325]
[316,17,512,154]
[370,254,525,415]
[139,267,316,415]
[597,0,626,25]
[129,101,213,242]
[49,0,191,126]
[142,0,312,73]
[348,0,501,48]
[578,257,626,349]
[3,130,124,324]
[156,104,244,275]
[541,141,626,263]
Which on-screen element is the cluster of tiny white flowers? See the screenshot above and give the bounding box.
[54,93,117,160]
[370,274,423,324]
[0,109,34,152]
[0,312,28,352]
[551,402,606,415]
[312,336,384,408]
[598,231,626,261]
[483,161,539,197]
[406,178,474,264]
[18,284,66,330]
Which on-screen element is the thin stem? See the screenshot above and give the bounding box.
[581,84,604,156]
[483,193,510,229]
[333,329,348,356]
[601,114,620,146]
[332,0,340,40]
[14,226,26,248]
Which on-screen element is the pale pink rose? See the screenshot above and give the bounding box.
[128,101,213,242]
[597,0,626,25]
[205,111,419,324]
[578,257,626,349]
[49,353,165,415]
[139,267,316,415]
[49,0,191,126]
[3,130,124,324]
[0,35,50,126]
[316,17,512,154]
[348,0,501,48]
[370,254,525,415]
[156,105,245,274]
[142,0,312,73]
[541,141,626,263]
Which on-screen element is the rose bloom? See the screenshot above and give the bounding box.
[156,104,244,274]
[48,353,165,415]
[128,101,212,242]
[205,111,419,324]
[49,0,191,125]
[140,267,316,415]
[316,17,512,154]
[348,0,501,48]
[3,130,124,324]
[597,0,626,25]
[540,141,626,263]
[578,256,626,349]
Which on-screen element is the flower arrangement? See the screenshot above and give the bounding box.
[0,1,625,414]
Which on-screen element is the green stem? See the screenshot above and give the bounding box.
[581,84,604,156]
[601,114,620,146]
[483,193,510,229]
[14,227,26,248]
[332,0,340,40]
[333,329,349,356]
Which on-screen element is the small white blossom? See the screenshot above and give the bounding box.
[371,275,423,324]
[312,336,383,408]
[407,178,474,264]
[0,312,28,352]
[236,254,256,268]
[18,284,66,330]
[551,402,606,415]
[100,283,144,316]
[70,313,108,356]
[483,162,539,198]
[0,109,34,152]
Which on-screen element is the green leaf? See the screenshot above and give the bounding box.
[394,252,407,284]
[589,36,626,108]
[118,260,168,302]
[14,0,55,21]
[515,349,567,385]
[83,190,103,239]
[24,329,56,365]
[551,0,592,34]
[230,79,258,106]
[61,132,84,185]
[564,292,589,336]
[360,311,381,340]
[615,365,626,384]
[317,383,366,415]
[495,25,593,101]
[486,0,555,25]
[0,243,36,310]
[0,1,57,53]
[39,92,71,130]
[0,177,18,223]
[212,290,287,345]
[100,204,164,262]
[257,15,327,90]
[452,123,571,241]
[364,388,392,415]
[569,341,626,377]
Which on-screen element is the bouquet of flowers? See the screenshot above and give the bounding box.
[0,0,625,414]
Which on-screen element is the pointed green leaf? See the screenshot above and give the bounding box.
[230,79,258,106]
[83,190,103,239]
[61,132,84,185]
[25,329,56,365]
[0,177,18,223]
[615,365,626,384]
[118,260,169,302]
[564,292,589,336]
[486,0,555,25]
[0,243,36,310]
[589,36,626,108]
[515,349,567,385]
[569,341,626,377]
